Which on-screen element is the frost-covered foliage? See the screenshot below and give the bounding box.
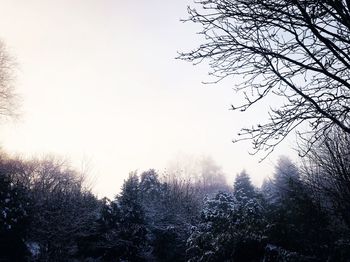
[117,173,148,259]
[186,164,347,261]
[263,244,320,262]
[187,172,266,262]
[140,169,163,203]
[140,169,201,262]
[1,153,349,261]
[263,157,333,260]
[233,170,256,202]
[139,169,164,225]
[82,173,148,261]
[118,173,145,225]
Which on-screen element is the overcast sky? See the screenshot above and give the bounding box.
[0,0,297,197]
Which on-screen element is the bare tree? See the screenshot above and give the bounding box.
[165,154,228,193]
[0,154,99,260]
[179,0,350,157]
[302,127,350,227]
[0,40,18,118]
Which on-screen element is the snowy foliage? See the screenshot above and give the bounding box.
[86,173,149,261]
[233,170,257,202]
[187,172,267,262]
[0,154,349,261]
[140,169,200,262]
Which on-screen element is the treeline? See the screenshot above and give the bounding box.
[1,131,350,261]
[0,154,225,261]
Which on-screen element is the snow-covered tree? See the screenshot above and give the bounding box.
[186,192,236,261]
[273,157,300,200]
[76,197,127,261]
[233,170,256,202]
[140,170,162,201]
[116,172,148,261]
[264,156,332,259]
[139,169,163,225]
[76,173,148,261]
[140,169,199,262]
[187,182,266,262]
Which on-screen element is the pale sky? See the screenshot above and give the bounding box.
[0,0,297,198]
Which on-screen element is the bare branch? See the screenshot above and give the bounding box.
[179,0,350,157]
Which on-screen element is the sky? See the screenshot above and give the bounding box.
[0,0,297,198]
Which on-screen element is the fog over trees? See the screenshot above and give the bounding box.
[1,0,350,261]
[1,153,350,261]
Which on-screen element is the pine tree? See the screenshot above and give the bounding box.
[264,157,332,259]
[233,170,256,202]
[117,172,148,261]
[139,169,163,225]
[187,184,266,262]
[186,192,236,262]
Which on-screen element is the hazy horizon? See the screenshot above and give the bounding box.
[0,0,297,198]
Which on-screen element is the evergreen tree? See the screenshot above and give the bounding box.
[264,157,332,260]
[233,170,256,202]
[139,169,163,225]
[140,169,162,201]
[117,173,148,261]
[119,173,145,225]
[187,192,236,262]
[79,174,148,261]
[140,169,196,262]
[187,185,266,262]
[77,197,126,261]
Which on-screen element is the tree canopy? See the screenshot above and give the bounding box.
[180,0,350,156]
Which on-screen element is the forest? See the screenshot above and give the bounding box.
[1,130,350,261]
